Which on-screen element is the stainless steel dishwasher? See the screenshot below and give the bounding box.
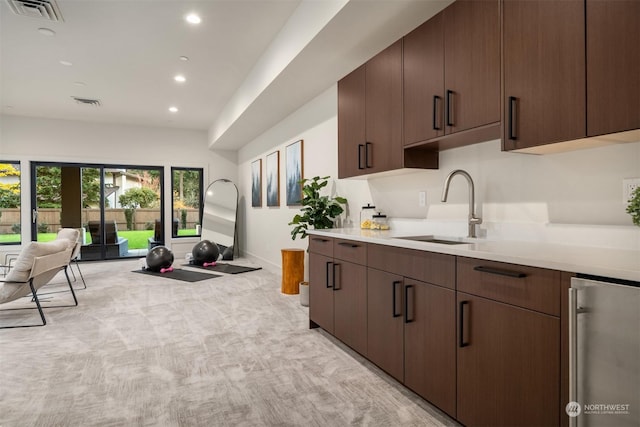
[569,274,640,426]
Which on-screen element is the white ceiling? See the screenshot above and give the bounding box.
[1,0,452,151]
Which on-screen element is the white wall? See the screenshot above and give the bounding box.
[3,92,639,267]
[0,115,238,256]
[237,86,368,272]
[239,84,640,272]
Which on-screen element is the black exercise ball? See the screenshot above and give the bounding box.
[146,245,174,272]
[192,240,220,265]
[222,245,234,261]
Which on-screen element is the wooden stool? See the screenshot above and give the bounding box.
[281,248,304,294]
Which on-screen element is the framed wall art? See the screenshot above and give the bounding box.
[285,140,304,206]
[266,151,280,207]
[251,159,262,207]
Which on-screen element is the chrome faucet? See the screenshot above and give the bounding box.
[441,169,482,238]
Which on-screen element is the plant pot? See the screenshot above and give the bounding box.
[299,281,309,306]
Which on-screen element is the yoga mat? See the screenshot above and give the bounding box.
[184,263,262,275]
[132,268,221,282]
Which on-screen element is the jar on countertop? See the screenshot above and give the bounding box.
[371,213,390,230]
[360,204,376,229]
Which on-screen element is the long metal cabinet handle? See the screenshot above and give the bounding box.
[568,288,578,427]
[459,300,470,347]
[433,95,442,130]
[358,144,365,170]
[365,142,373,168]
[312,238,329,243]
[508,96,518,140]
[392,281,402,318]
[325,262,333,289]
[473,265,527,278]
[337,242,360,248]
[446,90,454,127]
[404,285,414,323]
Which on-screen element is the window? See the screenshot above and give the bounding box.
[0,161,21,245]
[171,167,203,238]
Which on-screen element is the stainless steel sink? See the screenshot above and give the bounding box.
[394,235,470,245]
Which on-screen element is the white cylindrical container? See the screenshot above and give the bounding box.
[299,281,309,307]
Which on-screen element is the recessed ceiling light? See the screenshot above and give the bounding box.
[174,75,186,83]
[185,13,201,24]
[59,60,73,66]
[179,56,189,61]
[38,27,56,36]
[169,106,179,113]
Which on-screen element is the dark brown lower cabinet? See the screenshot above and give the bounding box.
[309,253,334,333]
[367,268,404,381]
[404,279,456,418]
[367,268,456,418]
[456,292,560,426]
[332,260,367,356]
[309,253,367,356]
[314,239,564,426]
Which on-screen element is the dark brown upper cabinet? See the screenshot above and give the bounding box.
[504,0,639,152]
[502,0,586,151]
[365,40,404,176]
[337,64,366,179]
[586,0,640,137]
[338,42,403,178]
[403,12,445,145]
[338,41,438,179]
[403,1,500,150]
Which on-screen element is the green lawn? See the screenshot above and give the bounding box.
[0,229,199,249]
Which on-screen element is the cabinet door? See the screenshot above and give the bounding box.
[444,0,500,134]
[367,268,404,382]
[338,65,366,178]
[403,12,444,145]
[309,253,334,333]
[503,0,585,150]
[587,0,640,136]
[404,280,456,418]
[456,293,560,426]
[333,260,367,355]
[365,40,403,174]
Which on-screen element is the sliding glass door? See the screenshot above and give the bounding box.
[31,162,164,260]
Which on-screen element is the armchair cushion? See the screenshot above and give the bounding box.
[56,228,81,259]
[4,240,70,283]
[56,228,80,247]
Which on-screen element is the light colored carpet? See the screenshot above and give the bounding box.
[0,259,456,426]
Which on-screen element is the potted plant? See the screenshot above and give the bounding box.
[289,175,347,240]
[287,176,347,304]
[626,186,640,226]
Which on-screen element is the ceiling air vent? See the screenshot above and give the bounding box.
[5,0,63,21]
[72,97,101,107]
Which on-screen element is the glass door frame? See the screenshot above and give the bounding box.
[30,161,164,260]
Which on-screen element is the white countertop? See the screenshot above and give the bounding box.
[307,227,640,282]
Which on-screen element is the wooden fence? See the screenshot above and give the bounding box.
[0,208,199,234]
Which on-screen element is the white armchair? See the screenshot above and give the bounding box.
[0,240,76,329]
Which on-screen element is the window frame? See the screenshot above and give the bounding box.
[0,161,22,246]
[171,167,203,239]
